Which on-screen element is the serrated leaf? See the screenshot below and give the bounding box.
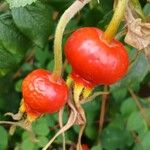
[12,1,53,48]
[15,79,22,92]
[0,48,16,68]
[127,111,148,137]
[0,126,8,150]
[111,52,149,91]
[0,13,31,55]
[0,13,31,75]
[32,117,49,136]
[21,138,35,150]
[35,46,50,66]
[133,144,144,150]
[85,125,98,140]
[120,98,138,117]
[49,0,74,12]
[101,122,133,150]
[141,131,150,150]
[92,144,102,150]
[111,88,127,102]
[6,0,37,8]
[37,136,49,147]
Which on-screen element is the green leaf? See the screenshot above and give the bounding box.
[133,144,144,150]
[0,48,17,68]
[0,13,31,75]
[6,0,37,8]
[12,1,53,48]
[127,111,148,137]
[91,144,102,150]
[22,63,33,72]
[21,138,35,150]
[111,88,127,102]
[143,3,150,16]
[45,115,56,128]
[0,126,8,150]
[15,79,22,92]
[101,118,133,150]
[120,98,138,117]
[65,64,71,74]
[111,52,149,91]
[48,0,74,12]
[92,144,102,150]
[73,125,80,133]
[102,128,126,150]
[141,131,150,150]
[37,136,49,147]
[132,131,150,150]
[85,125,98,140]
[0,14,30,55]
[32,117,50,136]
[47,60,54,71]
[35,46,50,66]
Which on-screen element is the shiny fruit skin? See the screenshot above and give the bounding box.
[65,27,129,87]
[81,144,89,150]
[22,69,68,117]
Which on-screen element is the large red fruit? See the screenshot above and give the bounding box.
[65,27,129,87]
[22,69,68,118]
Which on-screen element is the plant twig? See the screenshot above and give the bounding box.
[62,59,68,76]
[99,86,108,133]
[0,120,34,136]
[131,131,141,144]
[42,91,77,150]
[52,0,91,78]
[103,0,128,43]
[58,108,66,150]
[128,88,150,127]
[76,124,86,150]
[80,91,109,104]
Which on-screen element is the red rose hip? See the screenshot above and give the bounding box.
[81,144,89,150]
[22,69,68,119]
[65,27,129,87]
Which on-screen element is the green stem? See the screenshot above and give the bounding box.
[53,0,91,79]
[103,0,128,43]
[131,0,146,21]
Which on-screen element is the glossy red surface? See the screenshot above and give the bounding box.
[22,69,68,116]
[65,27,129,87]
[81,144,89,150]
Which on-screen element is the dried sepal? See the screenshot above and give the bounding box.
[125,6,150,50]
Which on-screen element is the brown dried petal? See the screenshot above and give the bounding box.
[125,6,150,50]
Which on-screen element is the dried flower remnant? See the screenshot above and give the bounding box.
[125,7,150,51]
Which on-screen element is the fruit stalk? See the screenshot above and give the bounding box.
[103,0,128,43]
[53,0,91,79]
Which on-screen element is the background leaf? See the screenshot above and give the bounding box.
[0,13,31,75]
[111,52,150,91]
[12,1,53,48]
[0,126,8,150]
[6,0,37,8]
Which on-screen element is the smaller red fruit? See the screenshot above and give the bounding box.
[22,69,68,119]
[82,144,89,150]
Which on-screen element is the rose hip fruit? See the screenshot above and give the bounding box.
[65,27,129,88]
[22,69,68,118]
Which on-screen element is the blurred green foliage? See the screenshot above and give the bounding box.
[0,0,150,149]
